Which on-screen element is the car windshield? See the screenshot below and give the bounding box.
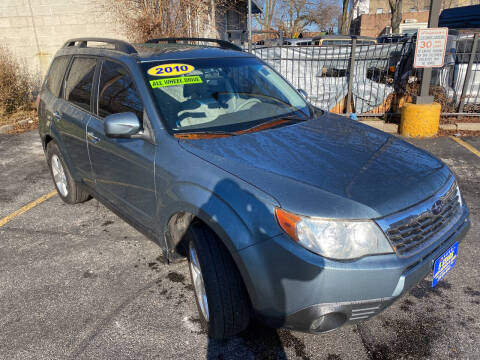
[141,57,312,135]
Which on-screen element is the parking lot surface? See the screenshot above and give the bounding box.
[0,130,479,360]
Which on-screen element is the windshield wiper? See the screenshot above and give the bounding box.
[237,116,302,134]
[174,117,301,139]
[174,130,234,139]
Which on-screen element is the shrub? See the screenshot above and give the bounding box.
[0,44,37,117]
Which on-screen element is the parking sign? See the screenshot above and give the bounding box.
[414,28,448,68]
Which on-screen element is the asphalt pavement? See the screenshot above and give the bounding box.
[0,130,479,360]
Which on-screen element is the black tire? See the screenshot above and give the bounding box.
[186,223,250,339]
[46,142,91,204]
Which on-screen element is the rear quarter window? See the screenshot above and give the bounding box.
[64,57,97,112]
[45,56,70,97]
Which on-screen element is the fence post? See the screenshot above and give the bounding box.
[247,0,252,52]
[416,0,441,104]
[346,37,357,114]
[458,34,479,113]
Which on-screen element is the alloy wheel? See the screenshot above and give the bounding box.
[189,244,209,321]
[51,154,68,197]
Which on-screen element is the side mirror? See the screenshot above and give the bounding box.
[104,112,141,138]
[297,89,308,99]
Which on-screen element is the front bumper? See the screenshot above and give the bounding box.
[235,207,470,333]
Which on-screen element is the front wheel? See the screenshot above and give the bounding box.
[186,223,250,339]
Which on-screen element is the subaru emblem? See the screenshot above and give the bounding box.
[431,200,444,215]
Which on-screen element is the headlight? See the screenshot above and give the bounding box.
[455,183,463,207]
[275,208,393,260]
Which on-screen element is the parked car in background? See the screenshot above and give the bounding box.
[313,35,377,46]
[436,31,480,107]
[282,38,314,46]
[254,38,282,47]
[38,37,470,340]
[377,34,411,43]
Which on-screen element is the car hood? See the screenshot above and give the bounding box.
[179,113,451,219]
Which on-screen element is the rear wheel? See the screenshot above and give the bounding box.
[186,223,250,339]
[46,142,90,204]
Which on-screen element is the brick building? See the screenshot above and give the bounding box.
[351,11,430,37]
[367,0,479,14]
[351,0,480,36]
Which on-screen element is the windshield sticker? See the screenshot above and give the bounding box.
[150,75,203,88]
[147,63,194,77]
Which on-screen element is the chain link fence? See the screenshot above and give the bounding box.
[252,33,480,117]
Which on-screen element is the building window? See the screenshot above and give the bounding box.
[376,8,383,13]
[226,9,240,30]
[409,7,416,11]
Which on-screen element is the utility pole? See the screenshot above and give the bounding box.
[248,0,252,52]
[416,0,441,104]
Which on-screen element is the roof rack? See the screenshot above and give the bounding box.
[145,37,242,51]
[63,38,137,54]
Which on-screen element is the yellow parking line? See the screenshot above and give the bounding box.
[0,190,57,228]
[450,136,480,158]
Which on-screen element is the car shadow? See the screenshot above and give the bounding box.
[206,320,288,359]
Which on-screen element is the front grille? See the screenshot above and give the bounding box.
[382,180,462,258]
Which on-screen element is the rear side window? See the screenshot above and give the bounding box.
[64,57,96,112]
[97,60,143,120]
[45,56,70,97]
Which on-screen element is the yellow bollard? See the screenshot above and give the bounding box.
[400,102,441,138]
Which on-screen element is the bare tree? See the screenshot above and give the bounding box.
[347,0,359,33]
[275,0,338,37]
[340,0,359,35]
[340,0,349,35]
[255,0,279,31]
[388,0,402,34]
[308,1,340,32]
[275,0,310,37]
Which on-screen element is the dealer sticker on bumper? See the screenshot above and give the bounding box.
[432,242,458,287]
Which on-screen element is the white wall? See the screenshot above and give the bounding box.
[0,0,126,78]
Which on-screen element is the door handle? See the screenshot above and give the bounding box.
[87,131,100,144]
[53,111,62,122]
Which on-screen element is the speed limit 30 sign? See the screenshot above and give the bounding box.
[414,28,448,68]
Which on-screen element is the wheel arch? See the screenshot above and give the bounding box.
[164,208,260,313]
[163,203,252,261]
[42,130,80,181]
[42,134,54,150]
[161,183,262,305]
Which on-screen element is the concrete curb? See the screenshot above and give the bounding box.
[359,120,398,134]
[439,124,457,131]
[439,123,480,131]
[457,123,480,131]
[360,121,480,134]
[0,119,30,134]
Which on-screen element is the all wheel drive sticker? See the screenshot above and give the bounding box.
[147,63,202,88]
